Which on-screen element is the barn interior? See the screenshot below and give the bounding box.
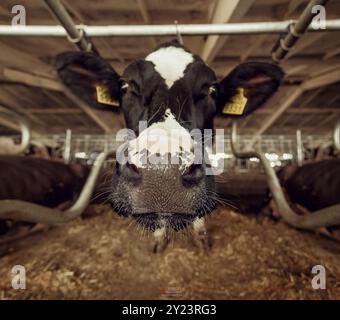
[0,0,340,300]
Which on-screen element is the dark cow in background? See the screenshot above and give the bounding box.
[268,135,340,220]
[0,153,115,240]
[24,141,63,161]
[305,144,337,163]
[0,155,91,237]
[55,40,283,250]
[216,172,270,215]
[0,156,89,207]
[275,159,340,214]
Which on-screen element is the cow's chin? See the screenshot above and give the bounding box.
[110,199,216,231]
[131,212,201,231]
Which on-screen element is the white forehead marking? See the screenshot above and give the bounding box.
[128,109,195,170]
[145,46,194,88]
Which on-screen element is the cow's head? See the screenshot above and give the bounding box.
[56,41,283,231]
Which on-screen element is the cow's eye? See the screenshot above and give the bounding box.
[208,86,217,97]
[121,82,129,94]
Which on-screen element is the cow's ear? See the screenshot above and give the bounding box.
[217,62,284,117]
[55,51,121,111]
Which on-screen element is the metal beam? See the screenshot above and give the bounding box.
[240,0,310,63]
[0,20,339,37]
[272,0,329,63]
[44,0,96,53]
[61,1,125,65]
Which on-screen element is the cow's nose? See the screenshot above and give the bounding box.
[117,162,142,181]
[182,164,204,186]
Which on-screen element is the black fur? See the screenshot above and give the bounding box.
[55,51,121,111]
[218,62,284,116]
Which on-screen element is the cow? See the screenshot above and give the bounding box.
[275,159,340,213]
[0,155,86,240]
[0,155,90,207]
[0,108,30,156]
[54,40,284,251]
[0,155,111,240]
[24,140,63,160]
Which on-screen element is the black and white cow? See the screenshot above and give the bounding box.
[56,40,283,250]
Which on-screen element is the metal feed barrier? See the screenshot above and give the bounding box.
[0,150,116,225]
[1,20,339,37]
[230,121,340,230]
[334,121,340,153]
[0,107,31,155]
[0,128,337,226]
[12,131,334,169]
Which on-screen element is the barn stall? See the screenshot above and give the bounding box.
[0,0,340,300]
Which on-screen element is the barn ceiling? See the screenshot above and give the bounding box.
[0,0,339,135]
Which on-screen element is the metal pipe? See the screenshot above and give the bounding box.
[0,20,339,37]
[296,129,304,166]
[44,0,96,53]
[272,0,329,63]
[334,121,340,153]
[231,121,340,229]
[63,128,72,164]
[0,107,31,155]
[0,150,115,225]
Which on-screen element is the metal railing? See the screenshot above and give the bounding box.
[0,150,116,225]
[0,20,339,37]
[0,107,31,155]
[334,121,340,153]
[8,131,333,169]
[230,121,340,229]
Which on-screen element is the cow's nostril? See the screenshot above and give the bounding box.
[116,161,121,176]
[182,164,204,185]
[124,162,142,180]
[117,162,142,180]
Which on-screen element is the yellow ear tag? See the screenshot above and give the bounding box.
[222,88,248,115]
[95,85,119,107]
